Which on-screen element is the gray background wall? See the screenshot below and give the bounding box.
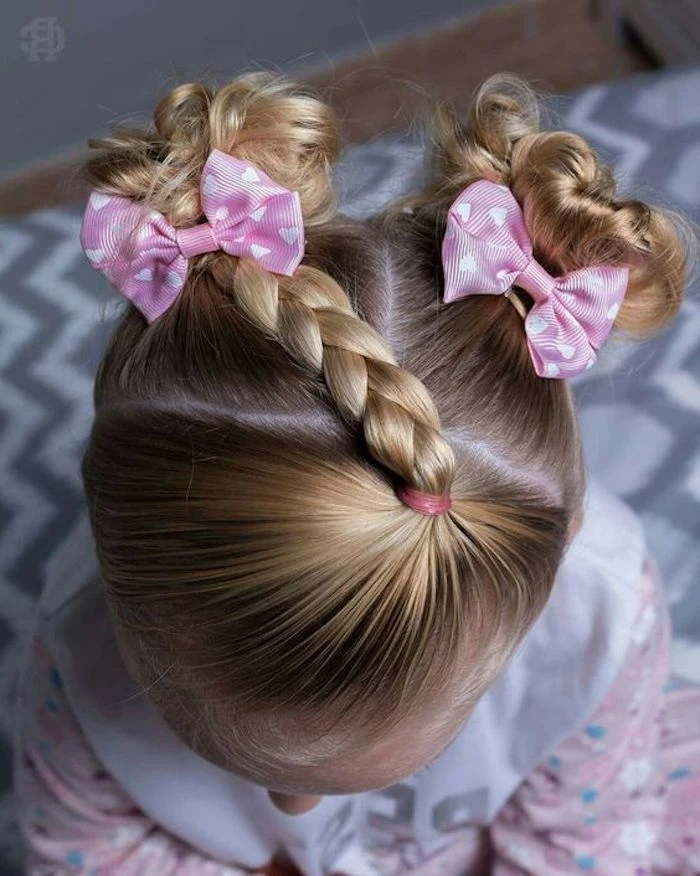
[2,0,507,176]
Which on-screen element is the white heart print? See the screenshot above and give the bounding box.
[588,271,605,287]
[455,202,472,223]
[251,243,271,259]
[586,357,595,370]
[214,207,229,221]
[607,302,620,320]
[165,270,181,287]
[459,254,477,273]
[90,193,111,211]
[242,167,260,183]
[85,248,105,263]
[134,268,152,281]
[489,206,507,227]
[545,363,560,377]
[250,206,266,222]
[279,227,300,245]
[558,344,575,360]
[202,175,219,196]
[527,315,547,337]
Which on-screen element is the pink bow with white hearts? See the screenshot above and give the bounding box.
[80,149,305,323]
[442,180,629,378]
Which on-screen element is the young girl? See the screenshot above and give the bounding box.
[13,72,700,875]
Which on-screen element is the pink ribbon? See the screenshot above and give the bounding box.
[80,149,305,323]
[442,180,629,378]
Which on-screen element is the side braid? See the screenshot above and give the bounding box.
[85,71,455,498]
[211,257,455,495]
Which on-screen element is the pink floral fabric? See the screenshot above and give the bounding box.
[489,561,700,876]
[13,562,700,875]
[14,631,251,876]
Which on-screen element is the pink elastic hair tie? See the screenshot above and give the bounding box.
[397,485,453,516]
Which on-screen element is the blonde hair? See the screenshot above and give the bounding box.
[81,73,692,771]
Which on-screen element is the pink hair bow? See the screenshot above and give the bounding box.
[80,149,305,323]
[442,180,629,378]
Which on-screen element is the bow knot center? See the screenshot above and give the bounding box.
[514,256,557,303]
[175,223,219,259]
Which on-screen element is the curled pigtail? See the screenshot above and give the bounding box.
[509,131,693,334]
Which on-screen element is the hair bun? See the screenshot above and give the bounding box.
[83,73,340,230]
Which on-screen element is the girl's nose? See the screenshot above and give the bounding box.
[268,791,322,815]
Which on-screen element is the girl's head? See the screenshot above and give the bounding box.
[80,73,690,798]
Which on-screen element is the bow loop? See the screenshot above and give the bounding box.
[80,194,187,323]
[443,181,532,303]
[441,180,629,378]
[199,150,305,276]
